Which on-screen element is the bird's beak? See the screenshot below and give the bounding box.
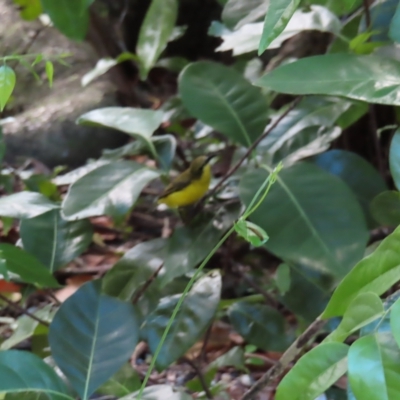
[206,154,217,163]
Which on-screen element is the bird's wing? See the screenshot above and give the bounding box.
[158,173,191,199]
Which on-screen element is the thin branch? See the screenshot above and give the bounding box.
[0,294,50,327]
[132,263,164,304]
[182,356,214,399]
[206,97,302,201]
[240,317,326,400]
[363,0,371,28]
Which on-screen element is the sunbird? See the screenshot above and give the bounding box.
[158,155,216,208]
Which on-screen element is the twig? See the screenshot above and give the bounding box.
[200,324,213,363]
[45,289,61,306]
[206,97,302,201]
[0,294,50,327]
[363,0,371,28]
[240,317,326,400]
[132,263,164,304]
[182,356,214,399]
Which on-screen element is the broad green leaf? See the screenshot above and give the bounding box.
[222,0,269,29]
[81,58,118,86]
[102,238,166,301]
[159,205,238,286]
[0,304,53,350]
[256,54,400,106]
[0,66,16,111]
[40,0,89,41]
[322,226,400,318]
[0,244,59,287]
[390,297,400,349]
[370,191,400,226]
[239,163,368,278]
[312,149,387,228]
[20,209,93,272]
[258,0,301,55]
[324,293,384,343]
[275,263,291,295]
[13,0,42,20]
[0,191,59,219]
[228,302,288,351]
[179,61,268,147]
[217,5,341,55]
[61,160,160,220]
[45,61,54,87]
[275,343,349,400]
[136,0,178,80]
[141,272,221,371]
[121,385,193,400]
[234,220,269,246]
[97,363,141,398]
[390,129,400,189]
[0,350,71,399]
[310,0,361,15]
[390,1,400,43]
[49,280,139,399]
[348,333,400,400]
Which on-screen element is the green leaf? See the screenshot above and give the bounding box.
[97,363,141,397]
[159,206,238,286]
[61,160,160,220]
[390,297,400,350]
[0,191,59,219]
[348,333,400,400]
[370,191,400,226]
[275,263,291,295]
[0,66,16,111]
[325,293,384,343]
[49,280,139,399]
[45,60,54,87]
[322,225,400,318]
[228,302,287,351]
[275,342,349,400]
[20,209,93,272]
[310,0,361,16]
[121,385,193,400]
[256,54,400,106]
[136,0,178,80]
[142,272,221,371]
[81,58,118,86]
[234,220,269,246]
[13,0,42,20]
[0,350,71,399]
[258,0,301,55]
[179,61,268,147]
[390,129,400,189]
[40,0,89,41]
[389,1,400,43]
[312,149,387,228]
[239,163,368,278]
[222,0,269,29]
[0,244,59,287]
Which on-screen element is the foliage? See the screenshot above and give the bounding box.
[3,0,400,399]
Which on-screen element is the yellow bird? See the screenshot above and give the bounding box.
[158,155,215,208]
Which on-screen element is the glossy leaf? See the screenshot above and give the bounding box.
[390,297,400,350]
[136,0,178,79]
[49,280,139,399]
[310,0,361,16]
[222,0,269,29]
[159,206,238,286]
[370,191,400,226]
[256,54,400,106]
[179,61,268,147]
[313,149,387,228]
[348,333,400,400]
[0,244,59,287]
[325,293,383,343]
[142,272,221,371]
[275,343,349,400]
[390,1,400,43]
[121,385,193,400]
[390,129,400,189]
[258,0,301,55]
[20,209,93,272]
[0,350,71,399]
[229,302,287,351]
[323,225,400,318]
[239,163,368,278]
[40,0,89,41]
[81,58,118,86]
[62,160,159,220]
[0,65,16,111]
[0,191,59,219]
[77,107,163,160]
